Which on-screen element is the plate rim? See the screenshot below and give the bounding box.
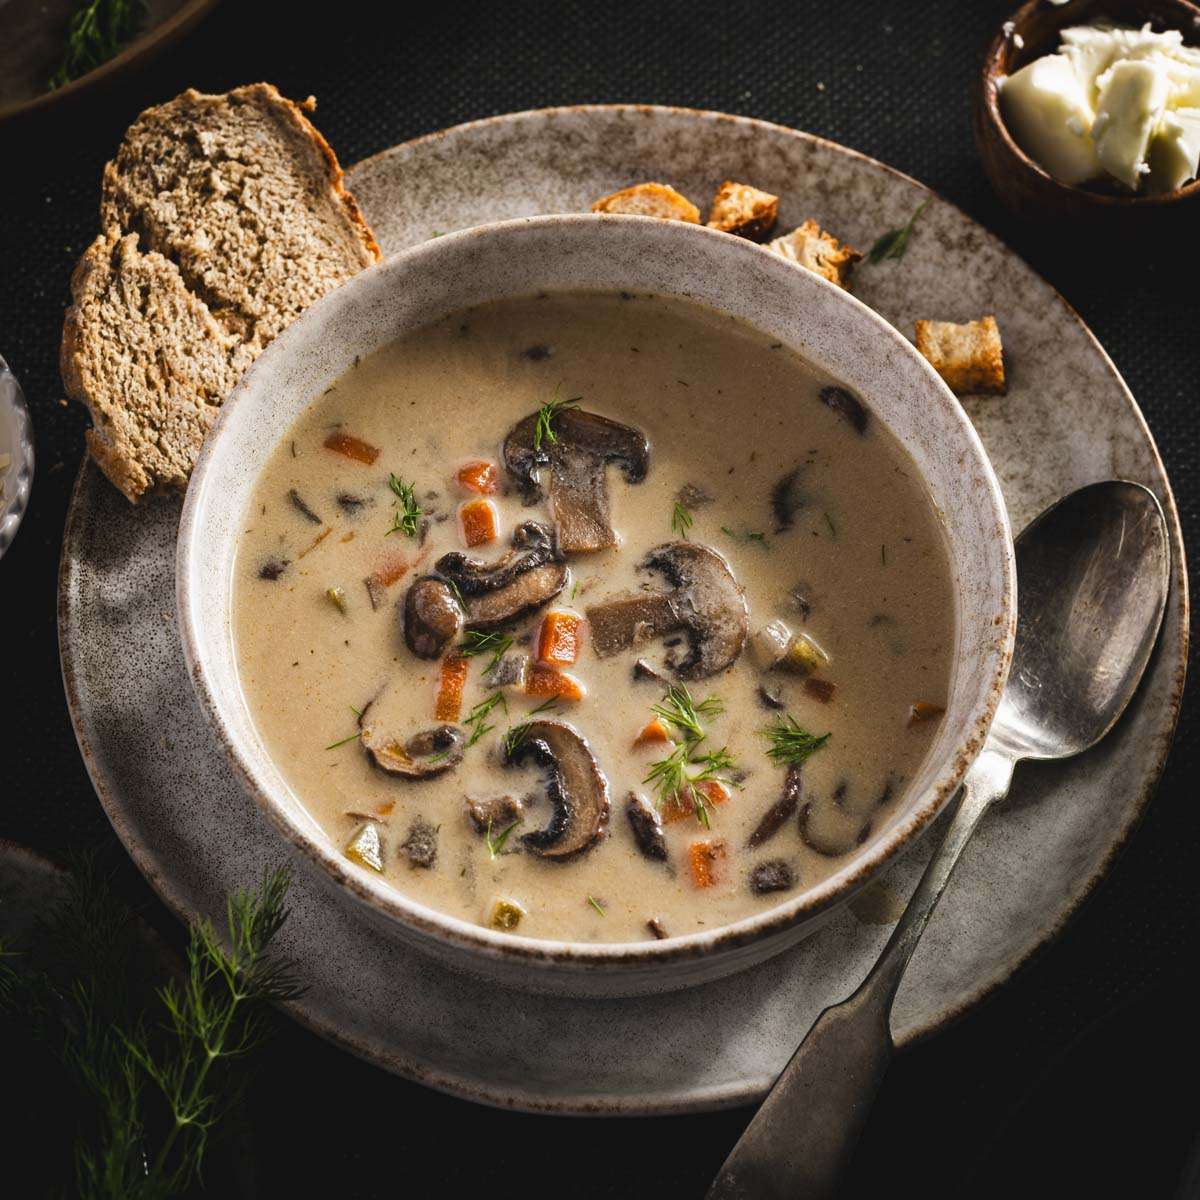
[57,103,1190,1112]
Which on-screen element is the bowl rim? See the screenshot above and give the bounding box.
[177,213,1016,971]
[976,0,1200,209]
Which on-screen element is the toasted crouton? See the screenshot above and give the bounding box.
[769,220,863,290]
[591,182,700,223]
[914,317,1006,395]
[706,181,779,239]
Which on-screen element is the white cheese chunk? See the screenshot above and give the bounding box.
[1001,54,1100,185]
[1092,58,1170,190]
[1146,107,1200,192]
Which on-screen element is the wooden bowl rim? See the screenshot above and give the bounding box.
[977,0,1200,208]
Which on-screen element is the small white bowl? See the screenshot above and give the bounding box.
[178,215,1015,997]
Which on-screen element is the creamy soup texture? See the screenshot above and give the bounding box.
[233,293,956,943]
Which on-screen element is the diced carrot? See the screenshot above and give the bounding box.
[804,677,837,704]
[459,498,499,547]
[323,430,380,464]
[376,800,395,817]
[525,664,585,702]
[436,655,470,722]
[908,701,946,727]
[537,610,584,666]
[634,717,672,746]
[456,460,499,494]
[662,779,731,824]
[688,839,727,888]
[370,551,409,588]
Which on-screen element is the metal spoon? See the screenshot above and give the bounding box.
[708,480,1170,1200]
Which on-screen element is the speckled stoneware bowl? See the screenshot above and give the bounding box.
[177,214,1015,997]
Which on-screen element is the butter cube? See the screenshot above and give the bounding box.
[1092,59,1170,189]
[1001,54,1100,185]
[1146,107,1200,193]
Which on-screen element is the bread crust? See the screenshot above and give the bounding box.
[63,83,380,502]
[706,181,779,240]
[914,316,1006,395]
[768,220,863,290]
[591,182,701,223]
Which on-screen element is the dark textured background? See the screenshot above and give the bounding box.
[1,1,1196,1196]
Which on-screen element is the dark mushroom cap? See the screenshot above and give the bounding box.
[358,707,465,780]
[434,521,567,630]
[747,763,804,848]
[625,792,668,862]
[643,542,749,679]
[503,408,650,553]
[798,799,872,857]
[504,720,610,860]
[403,576,464,659]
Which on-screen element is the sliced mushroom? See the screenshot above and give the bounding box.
[748,764,804,848]
[465,793,525,835]
[503,720,609,860]
[404,576,464,658]
[586,542,748,679]
[626,792,668,862]
[799,799,872,857]
[435,521,567,629]
[749,859,796,894]
[503,408,650,552]
[359,703,465,780]
[400,817,439,868]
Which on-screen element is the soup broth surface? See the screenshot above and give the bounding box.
[233,292,956,943]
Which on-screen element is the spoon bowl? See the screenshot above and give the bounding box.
[993,481,1170,761]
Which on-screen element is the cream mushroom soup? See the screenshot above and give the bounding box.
[232,292,956,943]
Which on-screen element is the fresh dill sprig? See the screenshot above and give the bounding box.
[464,692,507,748]
[325,703,365,750]
[760,714,832,766]
[485,818,521,860]
[643,687,736,819]
[49,0,148,91]
[587,895,606,916]
[502,698,558,756]
[458,630,513,674]
[0,856,299,1197]
[386,473,423,538]
[652,685,723,743]
[867,197,931,265]
[532,395,581,451]
[671,500,694,538]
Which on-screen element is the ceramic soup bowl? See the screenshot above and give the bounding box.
[178,215,1015,997]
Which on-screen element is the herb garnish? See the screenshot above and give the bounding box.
[0,857,299,1196]
[643,686,737,824]
[386,473,423,537]
[502,698,558,756]
[721,525,771,551]
[533,395,581,451]
[671,500,694,538]
[326,704,365,750]
[485,818,520,859]
[459,629,514,675]
[464,692,508,747]
[760,714,831,766]
[587,895,607,916]
[867,198,931,265]
[49,0,148,90]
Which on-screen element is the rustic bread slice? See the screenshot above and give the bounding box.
[769,220,863,290]
[99,83,379,355]
[914,316,1006,395]
[61,231,241,503]
[591,182,701,222]
[706,181,779,239]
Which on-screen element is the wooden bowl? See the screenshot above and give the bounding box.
[972,0,1200,224]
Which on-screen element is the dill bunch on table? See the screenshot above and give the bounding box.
[0,855,300,1199]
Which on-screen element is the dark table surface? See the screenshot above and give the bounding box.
[2,1,1197,1196]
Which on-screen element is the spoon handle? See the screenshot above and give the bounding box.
[706,747,1015,1200]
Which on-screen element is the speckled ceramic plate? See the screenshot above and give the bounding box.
[58,106,1188,1114]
